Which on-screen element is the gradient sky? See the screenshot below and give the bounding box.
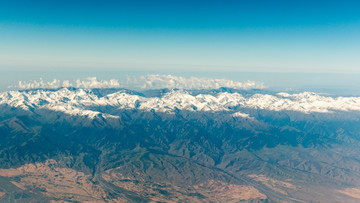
[0,0,360,73]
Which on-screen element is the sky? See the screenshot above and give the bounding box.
[0,0,360,73]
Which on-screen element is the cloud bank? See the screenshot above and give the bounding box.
[17,79,70,89]
[124,75,265,90]
[11,75,265,90]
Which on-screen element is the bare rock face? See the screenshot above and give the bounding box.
[1,88,360,202]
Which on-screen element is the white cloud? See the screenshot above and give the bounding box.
[14,77,121,90]
[124,74,265,90]
[11,75,264,91]
[17,78,71,89]
[75,77,120,89]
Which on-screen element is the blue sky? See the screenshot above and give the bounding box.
[0,0,360,73]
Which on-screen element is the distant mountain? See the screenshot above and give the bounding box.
[1,88,360,202]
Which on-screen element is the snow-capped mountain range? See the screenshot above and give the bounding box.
[1,88,360,119]
[2,80,360,202]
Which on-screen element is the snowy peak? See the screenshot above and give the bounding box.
[1,88,360,119]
